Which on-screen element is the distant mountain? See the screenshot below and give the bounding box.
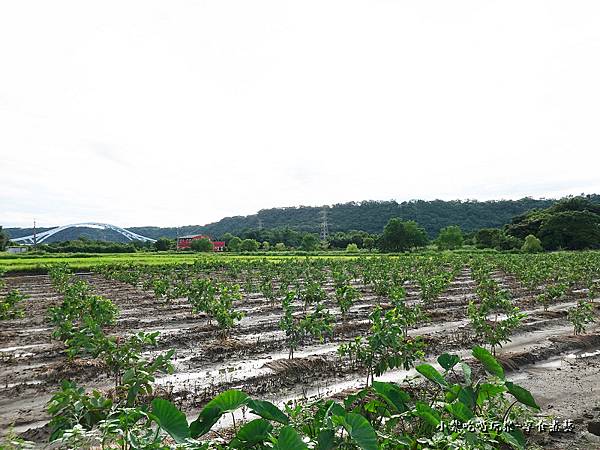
[7,196,599,243]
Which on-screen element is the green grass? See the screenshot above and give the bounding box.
[0,251,370,273]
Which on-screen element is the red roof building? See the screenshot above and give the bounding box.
[176,235,225,252]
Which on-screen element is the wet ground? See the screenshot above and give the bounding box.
[1,269,599,447]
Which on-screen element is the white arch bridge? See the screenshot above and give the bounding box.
[12,223,156,245]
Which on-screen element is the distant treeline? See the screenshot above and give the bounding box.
[130,197,576,239]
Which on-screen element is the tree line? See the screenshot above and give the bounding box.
[3,196,600,254]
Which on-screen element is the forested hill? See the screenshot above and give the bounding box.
[131,197,593,239]
[7,196,598,242]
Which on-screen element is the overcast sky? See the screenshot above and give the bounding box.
[1,1,600,228]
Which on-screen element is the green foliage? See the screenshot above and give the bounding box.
[379,218,428,252]
[468,260,526,355]
[475,228,522,250]
[339,306,426,386]
[301,233,320,251]
[346,243,360,253]
[154,237,174,251]
[436,225,464,250]
[536,282,568,311]
[279,291,333,358]
[567,300,595,335]
[240,238,260,252]
[0,288,26,320]
[539,210,600,250]
[191,237,213,252]
[521,234,543,253]
[507,196,600,250]
[0,226,8,251]
[335,284,359,318]
[228,236,243,252]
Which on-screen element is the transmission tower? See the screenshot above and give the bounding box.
[257,218,264,231]
[33,219,37,247]
[319,209,329,241]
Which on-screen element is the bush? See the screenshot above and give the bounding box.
[190,238,213,252]
[228,236,242,252]
[240,239,260,252]
[379,218,428,252]
[436,225,463,250]
[346,243,359,253]
[521,234,543,253]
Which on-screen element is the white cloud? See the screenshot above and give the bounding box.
[1,1,600,228]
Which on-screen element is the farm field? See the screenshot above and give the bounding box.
[1,252,600,448]
[0,251,360,273]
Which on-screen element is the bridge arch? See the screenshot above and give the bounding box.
[11,223,156,245]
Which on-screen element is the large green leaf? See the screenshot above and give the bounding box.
[316,429,335,450]
[204,389,249,412]
[414,401,440,427]
[341,413,378,450]
[416,364,448,387]
[438,353,460,371]
[273,426,308,450]
[372,381,410,413]
[230,419,273,448]
[190,389,250,438]
[461,362,472,385]
[446,401,474,422]
[151,398,190,444]
[501,429,526,450]
[472,346,505,379]
[505,381,540,410]
[189,407,221,438]
[476,383,505,406]
[247,399,289,424]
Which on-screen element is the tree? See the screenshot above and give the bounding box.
[346,243,359,253]
[521,234,543,253]
[261,241,270,251]
[240,239,259,252]
[301,234,320,251]
[221,233,235,245]
[475,228,521,250]
[379,218,428,252]
[362,236,375,251]
[538,211,600,250]
[274,242,286,251]
[153,237,173,251]
[0,227,8,251]
[228,236,242,252]
[436,225,463,250]
[191,238,213,252]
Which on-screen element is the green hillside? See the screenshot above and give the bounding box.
[7,196,599,243]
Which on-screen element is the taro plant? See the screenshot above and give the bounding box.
[467,291,525,356]
[536,281,568,311]
[567,300,596,335]
[279,290,333,359]
[335,284,359,320]
[0,289,27,320]
[338,305,426,387]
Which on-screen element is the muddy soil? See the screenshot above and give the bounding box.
[1,269,599,449]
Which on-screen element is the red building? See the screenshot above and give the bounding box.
[176,235,225,252]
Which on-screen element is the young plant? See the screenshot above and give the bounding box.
[0,289,27,320]
[467,290,525,356]
[567,300,596,335]
[338,306,426,386]
[537,281,568,311]
[279,291,333,359]
[335,284,359,319]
